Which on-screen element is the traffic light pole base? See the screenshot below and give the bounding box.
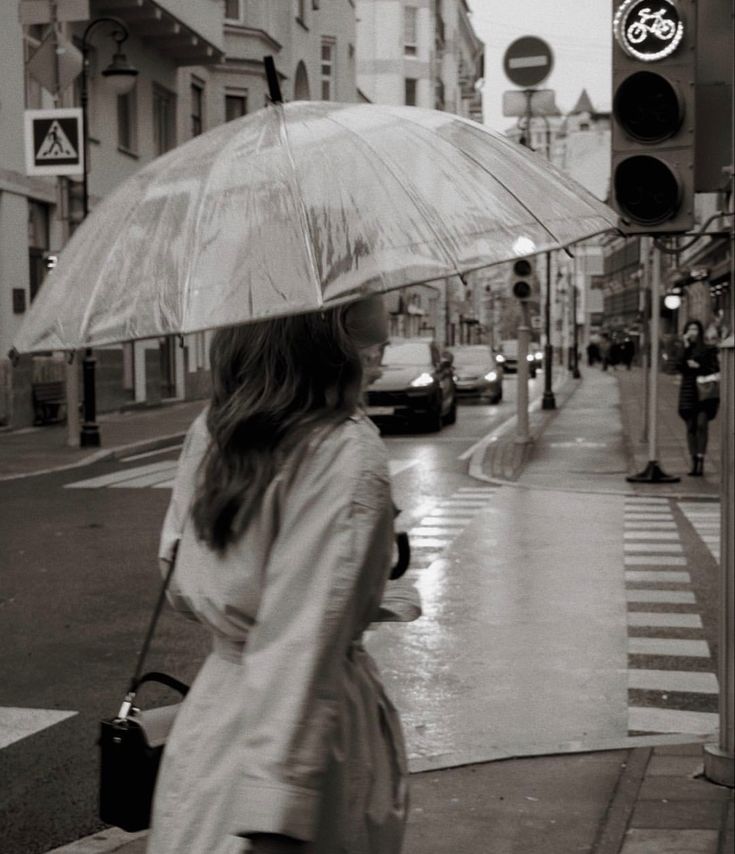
[542,392,556,410]
[626,461,680,484]
[703,744,734,788]
[80,423,101,447]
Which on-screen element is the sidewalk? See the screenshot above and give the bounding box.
[0,399,206,481]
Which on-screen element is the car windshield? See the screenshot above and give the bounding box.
[381,342,432,366]
[451,348,492,368]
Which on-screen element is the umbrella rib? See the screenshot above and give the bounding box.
[381,107,567,249]
[277,103,325,307]
[323,112,465,281]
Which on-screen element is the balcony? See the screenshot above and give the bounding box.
[92,0,224,65]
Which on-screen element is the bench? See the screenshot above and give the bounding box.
[32,381,66,425]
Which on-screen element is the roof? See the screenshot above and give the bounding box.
[571,89,595,115]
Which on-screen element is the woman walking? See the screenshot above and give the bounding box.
[676,319,720,477]
[149,295,408,854]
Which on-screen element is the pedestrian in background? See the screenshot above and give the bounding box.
[676,319,720,477]
[150,295,408,854]
[599,333,611,371]
[621,336,635,370]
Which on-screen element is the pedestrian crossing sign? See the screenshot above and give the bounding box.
[24,108,84,176]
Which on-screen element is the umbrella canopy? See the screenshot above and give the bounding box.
[13,101,618,354]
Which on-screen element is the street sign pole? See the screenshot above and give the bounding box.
[516,302,531,444]
[627,244,679,484]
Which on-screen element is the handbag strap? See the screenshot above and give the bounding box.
[117,555,178,720]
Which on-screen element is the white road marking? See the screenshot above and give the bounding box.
[410,527,463,537]
[419,516,470,526]
[627,612,703,628]
[626,589,696,603]
[624,556,687,566]
[624,542,683,553]
[628,706,718,735]
[0,707,78,750]
[628,637,710,657]
[625,571,690,583]
[119,444,182,463]
[456,487,497,493]
[627,669,718,694]
[624,505,672,513]
[65,460,177,489]
[388,459,420,476]
[409,537,452,549]
[625,522,677,529]
[626,498,669,505]
[110,468,180,488]
[624,514,675,521]
[624,531,680,540]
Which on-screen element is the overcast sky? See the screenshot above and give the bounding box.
[469,0,613,132]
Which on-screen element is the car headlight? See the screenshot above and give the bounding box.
[526,354,535,362]
[534,351,543,361]
[410,372,435,387]
[484,371,498,382]
[495,354,505,363]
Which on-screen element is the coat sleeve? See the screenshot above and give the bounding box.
[230,423,394,842]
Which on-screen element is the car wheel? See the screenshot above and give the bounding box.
[443,393,457,425]
[425,396,443,432]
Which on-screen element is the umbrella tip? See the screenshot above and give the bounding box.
[263,56,283,104]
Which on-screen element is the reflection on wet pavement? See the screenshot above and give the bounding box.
[366,487,628,766]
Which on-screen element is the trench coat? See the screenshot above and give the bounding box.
[676,343,720,421]
[148,411,409,854]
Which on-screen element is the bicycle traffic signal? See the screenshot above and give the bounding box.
[611,0,696,233]
[510,259,533,301]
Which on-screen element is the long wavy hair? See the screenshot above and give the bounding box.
[192,307,363,553]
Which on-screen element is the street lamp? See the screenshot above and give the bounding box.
[78,18,138,447]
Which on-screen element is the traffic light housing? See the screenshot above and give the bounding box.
[511,259,533,300]
[611,0,696,233]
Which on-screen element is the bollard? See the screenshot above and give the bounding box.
[704,334,734,788]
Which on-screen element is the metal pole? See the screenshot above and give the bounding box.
[627,242,679,483]
[542,251,556,407]
[640,237,651,443]
[704,24,735,784]
[572,283,581,378]
[516,302,531,443]
[79,35,100,447]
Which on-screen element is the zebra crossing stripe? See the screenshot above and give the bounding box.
[628,706,718,735]
[419,516,468,527]
[623,531,680,540]
[628,637,710,657]
[624,542,683,553]
[627,612,702,628]
[627,669,718,693]
[625,571,690,583]
[626,589,695,603]
[625,521,677,529]
[624,555,687,566]
[65,461,176,489]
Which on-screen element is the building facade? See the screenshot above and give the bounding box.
[1,0,360,428]
[356,0,484,344]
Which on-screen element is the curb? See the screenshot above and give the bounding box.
[591,748,651,854]
[0,433,187,483]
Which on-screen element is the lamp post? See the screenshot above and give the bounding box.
[78,18,138,447]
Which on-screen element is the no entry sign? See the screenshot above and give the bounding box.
[24,108,84,176]
[503,36,554,88]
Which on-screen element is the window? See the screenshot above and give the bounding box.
[153,84,177,155]
[117,90,137,153]
[28,201,50,302]
[297,0,307,24]
[404,78,417,106]
[404,6,418,56]
[224,0,241,21]
[191,79,204,137]
[321,39,335,100]
[225,91,248,121]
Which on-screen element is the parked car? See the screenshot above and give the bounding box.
[365,337,457,432]
[450,345,503,404]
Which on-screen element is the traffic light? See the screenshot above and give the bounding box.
[611,0,696,233]
[511,259,533,300]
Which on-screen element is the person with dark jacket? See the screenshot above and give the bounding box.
[676,319,720,476]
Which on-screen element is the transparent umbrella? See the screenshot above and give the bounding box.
[12,100,618,354]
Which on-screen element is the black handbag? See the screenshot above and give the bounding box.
[98,560,190,832]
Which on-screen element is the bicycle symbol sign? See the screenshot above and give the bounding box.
[613,0,684,62]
